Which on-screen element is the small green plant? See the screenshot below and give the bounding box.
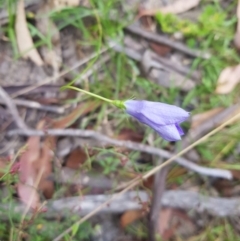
[155,5,236,41]
[99,156,119,175]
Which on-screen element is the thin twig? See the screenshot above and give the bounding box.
[0,86,28,130]
[53,111,240,241]
[0,98,65,114]
[7,128,232,180]
[110,40,142,61]
[1,190,239,220]
[2,85,61,95]
[151,53,201,81]
[126,25,210,59]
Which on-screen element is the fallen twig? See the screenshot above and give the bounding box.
[2,190,240,218]
[126,24,210,59]
[110,40,142,61]
[2,85,61,95]
[0,86,28,130]
[7,128,233,180]
[151,53,201,81]
[0,98,65,114]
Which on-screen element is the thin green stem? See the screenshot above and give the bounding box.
[66,86,114,104]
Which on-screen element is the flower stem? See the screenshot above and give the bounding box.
[66,86,114,104]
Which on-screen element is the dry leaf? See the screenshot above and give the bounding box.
[18,120,54,209]
[117,128,143,142]
[36,143,54,199]
[15,0,44,66]
[158,208,196,240]
[159,0,200,14]
[221,105,240,124]
[65,147,88,169]
[17,101,99,209]
[51,0,90,10]
[18,183,41,210]
[18,135,42,209]
[190,107,240,130]
[36,3,62,74]
[120,210,145,228]
[158,208,173,239]
[215,65,240,94]
[52,101,100,128]
[140,0,200,17]
[149,42,171,57]
[191,107,224,129]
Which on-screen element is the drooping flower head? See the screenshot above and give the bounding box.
[65,86,189,141]
[124,100,189,141]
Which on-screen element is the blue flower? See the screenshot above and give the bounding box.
[125,100,189,141]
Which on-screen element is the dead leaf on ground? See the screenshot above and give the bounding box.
[36,2,62,75]
[65,147,88,169]
[158,208,196,240]
[18,120,54,209]
[51,0,90,11]
[15,0,44,66]
[17,101,100,209]
[221,105,240,123]
[191,107,224,129]
[139,0,201,17]
[52,101,100,129]
[190,105,240,133]
[149,42,171,57]
[37,143,54,199]
[215,65,240,94]
[159,0,201,14]
[117,128,144,142]
[158,208,173,239]
[18,121,45,209]
[120,210,146,228]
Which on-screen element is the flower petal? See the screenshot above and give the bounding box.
[125,100,189,126]
[125,100,189,141]
[151,123,182,141]
[175,123,184,136]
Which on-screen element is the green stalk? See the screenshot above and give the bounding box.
[66,86,114,104]
[65,86,126,109]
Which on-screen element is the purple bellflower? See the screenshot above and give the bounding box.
[124,100,189,141]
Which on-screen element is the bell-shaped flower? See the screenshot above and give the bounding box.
[124,100,189,141]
